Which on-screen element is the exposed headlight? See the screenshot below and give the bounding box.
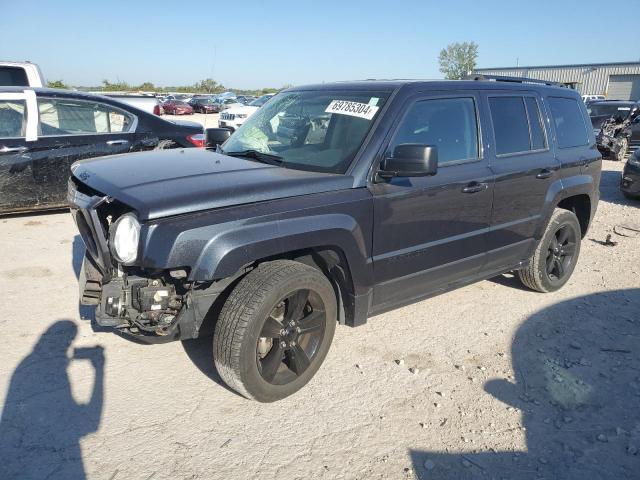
[110,213,140,265]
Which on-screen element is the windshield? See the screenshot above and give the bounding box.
[587,103,633,118]
[222,90,389,173]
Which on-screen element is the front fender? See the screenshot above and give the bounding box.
[140,189,374,294]
[195,213,371,291]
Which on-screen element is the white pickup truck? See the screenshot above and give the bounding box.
[0,61,46,87]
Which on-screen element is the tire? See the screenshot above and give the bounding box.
[214,260,337,402]
[615,138,628,162]
[623,191,639,200]
[517,209,582,293]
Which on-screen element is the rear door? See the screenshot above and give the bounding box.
[0,90,39,213]
[482,92,560,272]
[370,92,494,310]
[31,95,138,208]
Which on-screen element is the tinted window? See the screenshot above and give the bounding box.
[549,97,588,148]
[525,97,546,150]
[389,97,478,164]
[0,66,29,87]
[489,97,530,155]
[0,100,26,137]
[38,98,134,135]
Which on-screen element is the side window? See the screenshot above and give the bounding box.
[0,100,26,138]
[389,97,479,164]
[0,66,29,87]
[38,98,134,136]
[489,96,548,155]
[489,97,531,155]
[525,97,546,150]
[548,97,589,148]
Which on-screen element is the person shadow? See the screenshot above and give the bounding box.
[410,288,640,479]
[0,320,104,480]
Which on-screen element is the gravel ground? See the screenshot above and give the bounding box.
[0,160,638,480]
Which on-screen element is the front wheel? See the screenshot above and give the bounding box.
[518,209,582,293]
[214,260,337,402]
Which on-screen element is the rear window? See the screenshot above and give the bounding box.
[0,66,29,87]
[548,97,589,148]
[38,98,134,135]
[0,100,26,137]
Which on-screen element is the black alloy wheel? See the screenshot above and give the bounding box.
[545,224,577,284]
[257,289,326,385]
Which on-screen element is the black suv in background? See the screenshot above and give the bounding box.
[69,77,601,402]
[0,87,204,214]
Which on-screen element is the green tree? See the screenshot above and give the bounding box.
[138,82,156,91]
[101,79,131,91]
[47,80,68,89]
[194,78,224,93]
[438,41,479,80]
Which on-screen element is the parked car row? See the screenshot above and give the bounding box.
[0,87,204,214]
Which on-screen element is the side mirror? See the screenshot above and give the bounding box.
[205,128,231,148]
[378,144,438,179]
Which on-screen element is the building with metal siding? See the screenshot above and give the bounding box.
[474,62,640,100]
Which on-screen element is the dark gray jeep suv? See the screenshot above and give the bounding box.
[69,77,601,401]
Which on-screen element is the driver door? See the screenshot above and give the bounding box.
[369,93,494,311]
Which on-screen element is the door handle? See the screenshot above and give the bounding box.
[536,169,554,179]
[0,145,28,155]
[106,139,129,146]
[461,182,488,194]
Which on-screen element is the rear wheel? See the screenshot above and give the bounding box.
[518,209,581,293]
[214,260,337,402]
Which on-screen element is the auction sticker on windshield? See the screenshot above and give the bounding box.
[325,100,379,120]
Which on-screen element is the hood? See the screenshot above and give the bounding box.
[225,105,258,116]
[71,149,354,220]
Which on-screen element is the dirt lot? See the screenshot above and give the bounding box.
[0,160,638,480]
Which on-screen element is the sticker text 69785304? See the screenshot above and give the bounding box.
[325,100,379,120]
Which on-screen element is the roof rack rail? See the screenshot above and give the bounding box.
[465,74,565,87]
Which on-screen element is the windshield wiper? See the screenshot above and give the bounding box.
[224,149,284,166]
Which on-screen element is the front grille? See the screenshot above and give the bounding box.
[220,112,235,120]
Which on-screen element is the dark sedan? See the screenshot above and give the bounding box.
[163,100,194,115]
[621,149,640,199]
[188,97,220,113]
[0,87,204,214]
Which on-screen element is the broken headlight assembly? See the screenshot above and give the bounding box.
[110,213,140,265]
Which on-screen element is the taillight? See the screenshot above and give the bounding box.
[186,133,205,148]
[153,104,162,115]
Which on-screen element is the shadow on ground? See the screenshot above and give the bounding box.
[0,320,104,480]
[410,289,640,479]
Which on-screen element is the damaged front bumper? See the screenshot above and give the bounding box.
[69,176,221,344]
[79,255,223,344]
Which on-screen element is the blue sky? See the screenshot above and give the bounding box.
[1,0,639,89]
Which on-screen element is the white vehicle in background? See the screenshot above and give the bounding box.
[582,94,606,103]
[218,94,274,131]
[0,61,45,87]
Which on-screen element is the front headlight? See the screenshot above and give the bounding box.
[110,213,140,265]
[236,114,248,119]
